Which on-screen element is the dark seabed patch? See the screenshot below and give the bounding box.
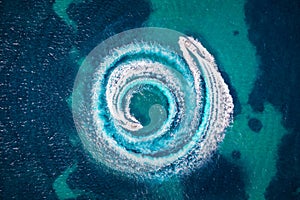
[232,150,242,160]
[248,118,263,133]
[245,0,300,199]
[183,154,248,200]
[233,30,240,36]
[66,0,151,57]
[66,150,153,199]
[265,131,300,200]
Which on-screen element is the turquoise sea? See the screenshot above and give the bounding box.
[1,0,299,199]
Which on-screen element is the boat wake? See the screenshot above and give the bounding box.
[72,28,233,178]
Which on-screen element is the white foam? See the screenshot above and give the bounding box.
[72,28,233,178]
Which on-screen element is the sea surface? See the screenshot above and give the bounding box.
[1,0,299,199]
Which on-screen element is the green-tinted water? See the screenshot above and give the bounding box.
[129,85,168,127]
[146,0,287,199]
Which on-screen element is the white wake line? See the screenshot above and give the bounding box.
[85,35,233,176]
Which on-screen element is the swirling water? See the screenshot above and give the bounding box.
[72,28,233,178]
[1,0,299,199]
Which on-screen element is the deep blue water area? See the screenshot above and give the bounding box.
[183,154,248,200]
[66,0,151,56]
[66,151,153,199]
[245,0,300,199]
[0,0,151,199]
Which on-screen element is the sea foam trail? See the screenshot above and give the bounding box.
[72,28,233,178]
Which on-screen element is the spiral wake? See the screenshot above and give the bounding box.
[72,28,233,178]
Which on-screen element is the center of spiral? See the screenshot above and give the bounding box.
[129,84,168,127]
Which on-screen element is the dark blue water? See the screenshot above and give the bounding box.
[245,0,300,199]
[1,0,299,199]
[1,0,152,199]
